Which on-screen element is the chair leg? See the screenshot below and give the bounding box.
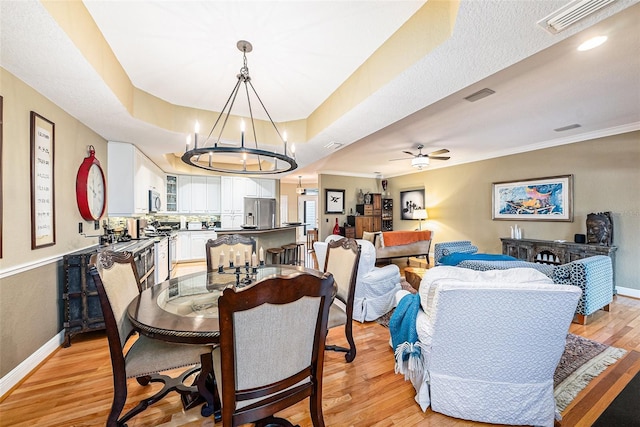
[118,365,202,426]
[325,323,356,363]
[309,385,325,427]
[107,375,128,427]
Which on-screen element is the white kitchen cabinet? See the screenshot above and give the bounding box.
[108,141,165,216]
[206,176,221,213]
[189,231,218,260]
[177,175,221,214]
[221,176,246,213]
[221,176,246,228]
[246,178,277,198]
[177,175,192,213]
[191,176,207,213]
[177,232,191,261]
[176,231,218,261]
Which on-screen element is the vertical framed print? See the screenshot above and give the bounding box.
[325,189,345,214]
[30,111,56,249]
[400,188,425,220]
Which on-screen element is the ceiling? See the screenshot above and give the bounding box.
[2,1,639,185]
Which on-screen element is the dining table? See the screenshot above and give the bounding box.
[126,263,326,417]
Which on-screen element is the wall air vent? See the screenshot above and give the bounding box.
[537,0,616,34]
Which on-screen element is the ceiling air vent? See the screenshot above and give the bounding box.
[537,0,616,34]
[464,88,495,103]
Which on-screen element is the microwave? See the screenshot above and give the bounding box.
[149,190,161,213]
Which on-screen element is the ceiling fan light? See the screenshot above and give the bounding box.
[412,157,429,169]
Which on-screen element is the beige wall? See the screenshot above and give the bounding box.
[386,132,640,293]
[317,174,383,239]
[1,68,107,376]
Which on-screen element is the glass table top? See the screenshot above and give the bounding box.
[128,265,324,343]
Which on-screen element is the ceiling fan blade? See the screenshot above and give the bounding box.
[428,148,450,156]
[389,157,412,161]
[429,156,450,161]
[402,150,416,156]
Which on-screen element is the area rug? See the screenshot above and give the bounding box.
[377,303,626,412]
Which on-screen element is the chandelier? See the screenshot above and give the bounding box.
[296,176,305,194]
[181,40,297,174]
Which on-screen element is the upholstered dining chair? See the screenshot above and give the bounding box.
[214,271,336,427]
[321,237,361,363]
[205,234,256,272]
[89,250,215,427]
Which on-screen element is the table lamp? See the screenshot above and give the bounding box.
[413,209,428,230]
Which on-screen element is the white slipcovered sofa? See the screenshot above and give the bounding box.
[315,235,401,322]
[391,266,581,426]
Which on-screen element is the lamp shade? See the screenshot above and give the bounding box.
[412,209,428,220]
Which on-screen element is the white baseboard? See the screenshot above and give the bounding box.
[616,286,640,299]
[0,331,64,398]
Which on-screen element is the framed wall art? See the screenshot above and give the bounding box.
[492,174,573,221]
[30,111,56,249]
[325,188,345,214]
[400,188,425,220]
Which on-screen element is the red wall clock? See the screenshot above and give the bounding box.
[76,145,106,221]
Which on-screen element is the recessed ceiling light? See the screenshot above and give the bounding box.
[578,35,608,51]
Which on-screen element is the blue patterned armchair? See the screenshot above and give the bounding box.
[552,255,613,324]
[432,241,613,324]
[434,241,478,265]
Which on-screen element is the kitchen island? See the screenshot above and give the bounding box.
[176,225,298,262]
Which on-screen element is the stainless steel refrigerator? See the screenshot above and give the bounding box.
[243,197,276,229]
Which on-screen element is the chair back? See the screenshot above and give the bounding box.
[323,238,361,304]
[89,251,141,363]
[206,234,256,272]
[424,278,581,425]
[217,271,335,426]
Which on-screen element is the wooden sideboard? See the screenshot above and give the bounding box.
[501,238,617,291]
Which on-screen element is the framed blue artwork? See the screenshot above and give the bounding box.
[492,175,573,221]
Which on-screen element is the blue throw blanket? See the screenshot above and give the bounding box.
[389,293,425,385]
[439,252,517,266]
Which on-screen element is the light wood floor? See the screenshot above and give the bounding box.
[1,261,639,427]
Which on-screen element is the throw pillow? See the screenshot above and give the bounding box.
[362,231,376,244]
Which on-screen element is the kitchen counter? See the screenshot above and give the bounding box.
[177,225,301,233]
[175,227,298,262]
[102,237,158,253]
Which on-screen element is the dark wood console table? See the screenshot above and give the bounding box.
[501,238,617,291]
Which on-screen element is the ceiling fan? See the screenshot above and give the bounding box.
[390,144,450,169]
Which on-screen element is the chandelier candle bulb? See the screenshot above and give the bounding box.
[219,252,224,267]
[229,249,234,266]
[259,247,264,262]
[244,249,249,265]
[252,252,257,267]
[194,121,200,149]
[235,251,241,266]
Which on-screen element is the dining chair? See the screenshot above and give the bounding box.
[214,271,336,427]
[321,237,361,362]
[89,250,216,427]
[306,228,318,268]
[206,234,256,272]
